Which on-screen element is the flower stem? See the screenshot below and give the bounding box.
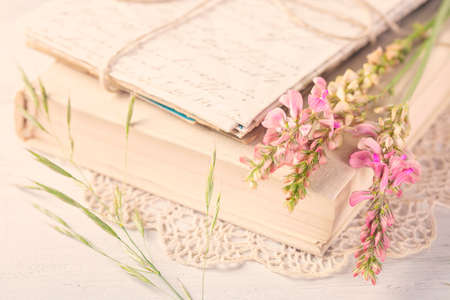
[120,225,184,300]
[401,0,450,103]
[383,39,427,96]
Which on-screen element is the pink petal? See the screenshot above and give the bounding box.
[308,95,329,113]
[349,151,373,168]
[349,190,373,207]
[313,77,327,88]
[352,122,379,138]
[262,128,278,145]
[273,132,290,146]
[380,165,389,193]
[262,108,286,129]
[280,90,303,119]
[360,230,369,242]
[366,210,376,228]
[375,246,386,262]
[374,231,381,245]
[357,137,381,154]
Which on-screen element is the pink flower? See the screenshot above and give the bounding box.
[386,153,421,188]
[308,77,330,113]
[349,190,373,207]
[280,90,303,119]
[262,108,286,129]
[352,122,379,138]
[392,167,419,186]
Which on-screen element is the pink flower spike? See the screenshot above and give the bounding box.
[352,123,379,138]
[280,90,303,119]
[262,108,286,129]
[349,151,373,168]
[349,190,373,207]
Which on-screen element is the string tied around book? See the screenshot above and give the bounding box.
[100,0,401,92]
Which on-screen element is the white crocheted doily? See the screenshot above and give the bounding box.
[85,107,449,278]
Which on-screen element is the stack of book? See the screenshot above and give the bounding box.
[14,0,449,255]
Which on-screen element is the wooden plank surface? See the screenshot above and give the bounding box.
[0,1,449,299]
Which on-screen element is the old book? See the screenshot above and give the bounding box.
[15,62,371,255]
[15,26,450,254]
[22,0,427,138]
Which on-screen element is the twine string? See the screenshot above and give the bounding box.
[101,0,218,91]
[102,0,401,91]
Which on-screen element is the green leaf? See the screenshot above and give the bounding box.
[132,208,145,238]
[71,231,95,248]
[126,95,136,140]
[67,97,74,158]
[120,265,154,286]
[205,148,216,215]
[19,107,49,134]
[67,97,72,126]
[27,149,81,183]
[113,186,122,221]
[124,247,147,267]
[33,203,71,229]
[178,279,193,300]
[20,67,40,111]
[401,0,450,103]
[210,193,221,232]
[33,181,120,240]
[51,224,74,239]
[39,79,49,117]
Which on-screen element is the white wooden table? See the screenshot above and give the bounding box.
[1,1,449,299]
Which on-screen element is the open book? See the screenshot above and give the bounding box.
[23,0,427,138]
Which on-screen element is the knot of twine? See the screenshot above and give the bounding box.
[102,0,401,92]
